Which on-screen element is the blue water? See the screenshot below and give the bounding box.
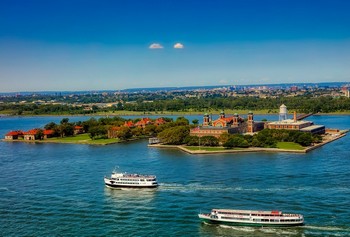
[0,115,350,236]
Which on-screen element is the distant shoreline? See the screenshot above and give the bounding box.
[1,111,350,117]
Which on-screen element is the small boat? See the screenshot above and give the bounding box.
[104,169,158,189]
[198,209,304,227]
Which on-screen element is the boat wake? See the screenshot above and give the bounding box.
[303,225,350,231]
[158,183,258,192]
[157,183,319,193]
[301,225,350,237]
[0,187,17,193]
[215,224,302,236]
[219,225,255,232]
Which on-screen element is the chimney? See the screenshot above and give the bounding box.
[294,111,297,122]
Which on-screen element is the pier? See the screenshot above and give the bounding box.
[296,113,314,120]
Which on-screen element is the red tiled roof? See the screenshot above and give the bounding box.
[124,121,134,127]
[5,130,24,136]
[135,118,152,126]
[155,118,166,124]
[43,129,54,135]
[222,117,234,122]
[24,129,39,135]
[74,126,83,129]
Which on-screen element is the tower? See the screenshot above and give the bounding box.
[279,104,288,121]
[233,113,239,127]
[247,111,254,133]
[220,110,225,119]
[203,113,210,127]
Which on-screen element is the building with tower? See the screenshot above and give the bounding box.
[190,111,264,138]
[190,104,325,139]
[266,105,325,134]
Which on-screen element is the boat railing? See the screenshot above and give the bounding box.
[282,214,303,217]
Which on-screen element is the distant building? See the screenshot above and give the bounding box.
[154,117,166,126]
[74,126,84,135]
[341,86,350,98]
[279,104,288,121]
[108,126,122,139]
[345,90,350,98]
[108,117,168,138]
[190,111,264,138]
[123,120,135,128]
[5,130,23,140]
[135,118,152,128]
[43,129,55,139]
[290,86,298,92]
[266,108,325,134]
[23,129,40,140]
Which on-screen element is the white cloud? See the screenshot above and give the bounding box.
[173,43,184,49]
[149,43,163,49]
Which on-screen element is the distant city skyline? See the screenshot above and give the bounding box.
[1,0,350,92]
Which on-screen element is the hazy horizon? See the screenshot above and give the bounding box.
[1,0,350,92]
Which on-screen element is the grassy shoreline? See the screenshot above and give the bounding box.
[2,134,121,145]
[3,131,348,152]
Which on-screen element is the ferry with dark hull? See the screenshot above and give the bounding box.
[104,170,158,189]
[198,209,304,227]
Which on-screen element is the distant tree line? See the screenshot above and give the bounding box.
[1,95,350,115]
[122,96,350,113]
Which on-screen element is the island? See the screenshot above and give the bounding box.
[3,104,348,153]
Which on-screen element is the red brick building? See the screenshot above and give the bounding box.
[190,111,264,138]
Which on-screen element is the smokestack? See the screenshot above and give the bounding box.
[294,111,297,122]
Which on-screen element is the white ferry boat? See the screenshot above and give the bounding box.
[104,170,158,189]
[198,209,304,227]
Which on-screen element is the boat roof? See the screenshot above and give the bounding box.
[212,209,282,215]
[111,172,156,178]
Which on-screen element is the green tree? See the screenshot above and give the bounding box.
[116,126,132,140]
[312,134,323,143]
[89,125,107,139]
[192,119,199,125]
[224,136,249,148]
[36,129,44,140]
[60,118,69,124]
[296,133,313,146]
[218,133,230,145]
[144,124,157,136]
[200,136,219,147]
[131,127,143,137]
[157,126,189,145]
[184,136,199,146]
[44,122,58,130]
[175,117,189,126]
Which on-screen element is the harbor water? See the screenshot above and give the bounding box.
[0,115,349,236]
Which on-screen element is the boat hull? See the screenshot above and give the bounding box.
[199,215,304,227]
[104,182,158,189]
[104,178,158,189]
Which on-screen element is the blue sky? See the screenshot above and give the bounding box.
[1,0,349,92]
